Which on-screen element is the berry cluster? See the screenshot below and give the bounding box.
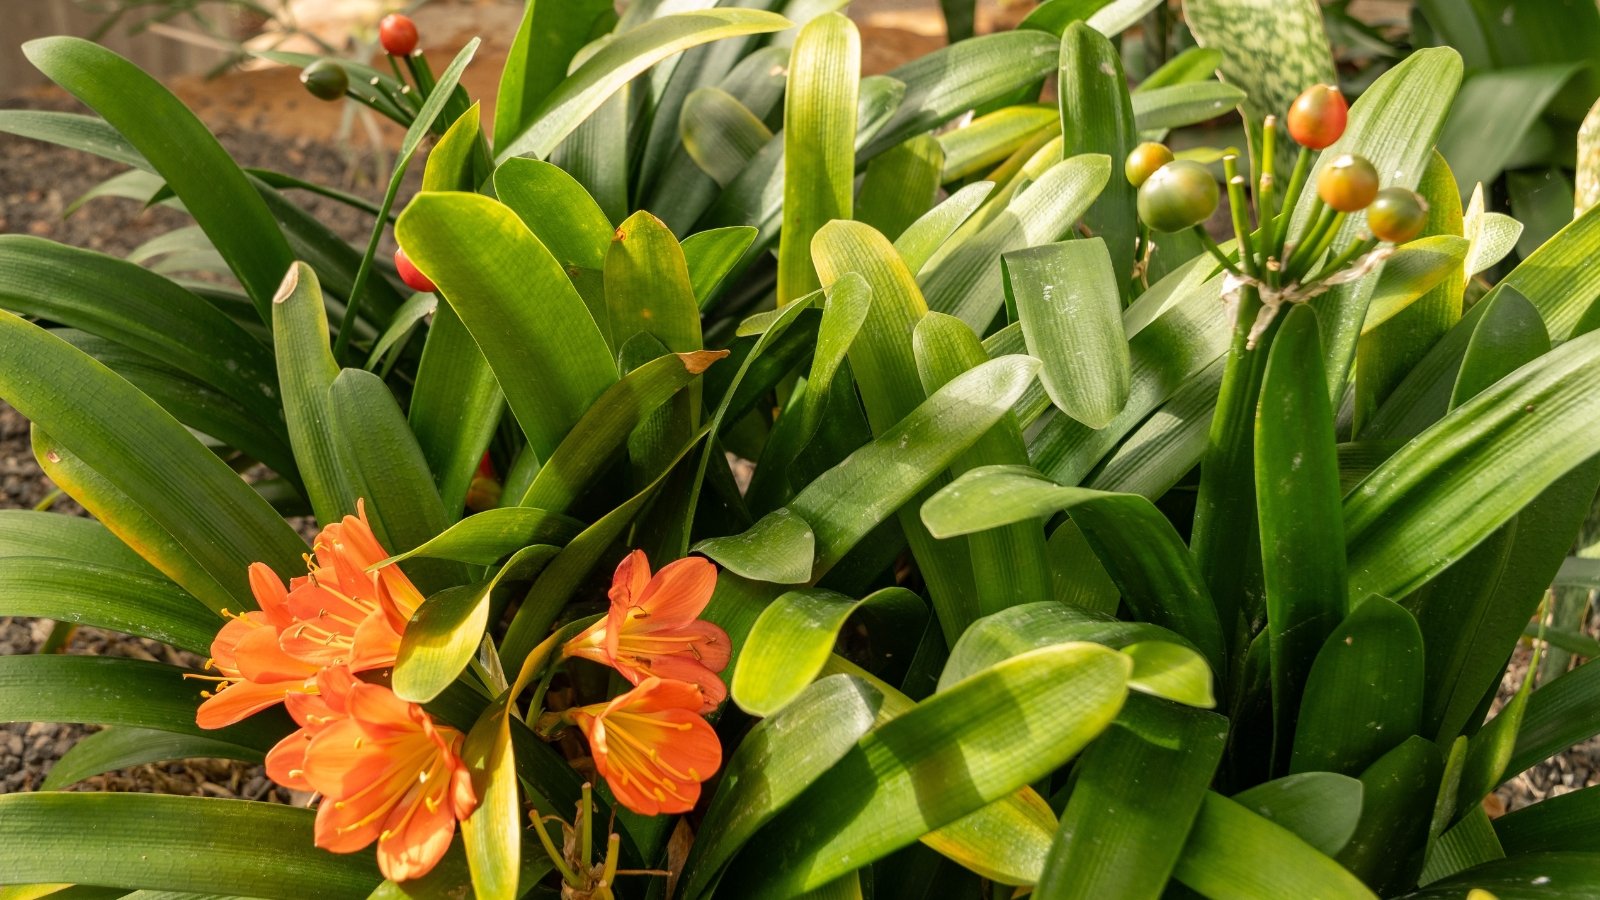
[1126,84,1430,342]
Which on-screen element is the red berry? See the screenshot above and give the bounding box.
[1316,154,1380,213]
[379,13,419,57]
[1367,187,1429,243]
[1287,84,1348,150]
[394,248,435,293]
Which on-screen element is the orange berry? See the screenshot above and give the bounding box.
[1136,160,1219,233]
[1287,84,1348,150]
[1125,142,1175,188]
[1316,154,1379,213]
[378,13,418,57]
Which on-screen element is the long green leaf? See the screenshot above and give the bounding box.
[273,263,358,527]
[0,311,305,608]
[1058,22,1137,293]
[1037,702,1226,899]
[1345,328,1600,601]
[0,557,214,655]
[495,9,792,162]
[0,654,284,751]
[23,37,293,320]
[1171,793,1377,900]
[1256,305,1347,752]
[0,793,380,899]
[919,154,1111,330]
[680,675,884,900]
[720,644,1131,896]
[1004,239,1129,428]
[731,587,921,716]
[1182,0,1335,128]
[1290,596,1424,776]
[395,192,618,461]
[778,12,859,304]
[922,466,1225,673]
[491,0,614,155]
[42,726,262,791]
[1231,773,1365,857]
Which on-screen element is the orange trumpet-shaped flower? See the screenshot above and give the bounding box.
[568,677,722,816]
[564,551,730,712]
[277,502,424,674]
[194,563,320,729]
[295,674,478,882]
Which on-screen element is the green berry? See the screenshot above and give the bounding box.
[300,60,348,102]
[1367,187,1429,243]
[1136,160,1219,233]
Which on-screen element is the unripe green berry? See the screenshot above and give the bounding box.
[1125,142,1175,188]
[1367,187,1429,244]
[1317,154,1380,213]
[299,59,349,102]
[1136,160,1220,233]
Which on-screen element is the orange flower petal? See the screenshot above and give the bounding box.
[196,678,300,730]
[265,727,315,792]
[633,556,717,625]
[376,781,457,882]
[233,624,319,684]
[248,563,294,629]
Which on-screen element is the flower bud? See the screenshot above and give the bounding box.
[394,248,436,293]
[1316,154,1379,213]
[1367,187,1429,243]
[1136,160,1220,233]
[299,60,348,102]
[1125,142,1175,188]
[378,13,419,57]
[1287,84,1348,150]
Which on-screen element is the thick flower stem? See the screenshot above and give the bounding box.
[1271,146,1314,257]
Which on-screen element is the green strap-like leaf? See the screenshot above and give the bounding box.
[0,311,306,608]
[1337,736,1444,893]
[328,369,458,590]
[1256,305,1348,755]
[731,587,921,716]
[23,37,294,321]
[863,30,1061,158]
[0,557,215,655]
[1005,239,1130,428]
[857,135,944,240]
[31,427,235,614]
[407,302,504,521]
[779,12,859,304]
[1037,701,1227,899]
[684,226,758,309]
[0,510,151,571]
[520,350,724,511]
[495,9,792,162]
[0,654,284,752]
[894,182,995,274]
[1506,659,1600,778]
[396,192,618,462]
[938,601,1199,688]
[923,465,1225,673]
[491,0,615,155]
[0,236,281,433]
[1231,772,1365,857]
[1495,785,1600,855]
[1058,23,1137,294]
[273,263,359,527]
[0,793,380,898]
[1345,328,1600,602]
[42,726,262,791]
[1290,596,1423,776]
[720,644,1130,897]
[1171,793,1377,900]
[680,675,884,900]
[918,154,1110,330]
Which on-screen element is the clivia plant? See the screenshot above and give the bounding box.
[4,0,1600,898]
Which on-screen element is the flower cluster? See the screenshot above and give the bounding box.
[193,504,732,880]
[558,550,730,816]
[192,503,473,882]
